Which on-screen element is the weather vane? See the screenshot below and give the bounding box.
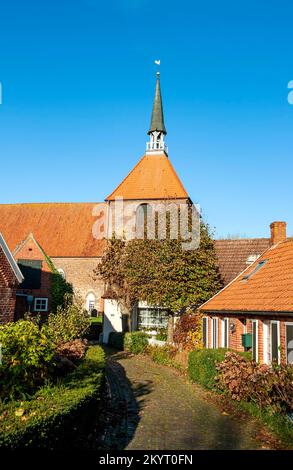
[155,59,161,76]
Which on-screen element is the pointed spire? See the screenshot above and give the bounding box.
[148,72,167,135]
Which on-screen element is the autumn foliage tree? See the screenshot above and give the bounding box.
[96,222,222,343]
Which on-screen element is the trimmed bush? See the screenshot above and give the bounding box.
[148,345,176,366]
[188,348,250,390]
[108,332,125,349]
[0,346,105,449]
[124,332,148,354]
[55,339,87,363]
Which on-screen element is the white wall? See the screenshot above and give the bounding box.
[103,299,123,343]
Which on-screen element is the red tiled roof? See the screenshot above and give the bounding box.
[0,203,105,258]
[202,239,293,313]
[214,238,271,286]
[106,153,189,201]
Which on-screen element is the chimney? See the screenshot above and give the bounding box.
[270,221,287,245]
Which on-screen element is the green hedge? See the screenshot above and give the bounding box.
[188,348,251,390]
[108,331,148,354]
[124,332,148,354]
[0,346,105,449]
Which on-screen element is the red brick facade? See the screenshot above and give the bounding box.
[203,313,293,365]
[0,242,19,323]
[13,234,53,318]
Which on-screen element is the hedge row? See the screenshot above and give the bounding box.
[0,346,105,449]
[188,348,251,390]
[108,331,148,354]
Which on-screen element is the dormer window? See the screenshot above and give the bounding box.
[242,259,267,281]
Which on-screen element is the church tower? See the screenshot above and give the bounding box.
[146,72,168,155]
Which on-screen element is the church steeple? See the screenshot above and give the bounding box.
[146,71,168,154]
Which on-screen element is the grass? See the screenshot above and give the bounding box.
[90,316,103,324]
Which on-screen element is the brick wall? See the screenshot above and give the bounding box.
[51,257,105,311]
[203,313,292,365]
[0,248,18,323]
[14,237,53,314]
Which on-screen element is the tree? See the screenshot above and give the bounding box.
[95,222,223,343]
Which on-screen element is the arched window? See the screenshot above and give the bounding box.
[57,268,66,280]
[86,292,96,314]
[136,203,152,239]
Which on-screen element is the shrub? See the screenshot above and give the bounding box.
[216,351,293,413]
[0,346,105,449]
[148,345,176,366]
[0,320,55,400]
[174,311,202,350]
[124,332,148,354]
[55,339,87,363]
[188,348,250,390]
[45,297,90,345]
[108,332,125,350]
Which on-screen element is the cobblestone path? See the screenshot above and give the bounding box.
[103,351,266,450]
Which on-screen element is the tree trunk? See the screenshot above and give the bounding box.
[167,315,174,344]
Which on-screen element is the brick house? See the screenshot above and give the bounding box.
[200,222,293,365]
[13,233,55,319]
[0,233,24,323]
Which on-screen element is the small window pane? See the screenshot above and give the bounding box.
[286,325,293,364]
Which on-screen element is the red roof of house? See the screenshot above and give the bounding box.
[201,239,293,313]
[106,153,189,201]
[0,203,106,258]
[214,238,271,285]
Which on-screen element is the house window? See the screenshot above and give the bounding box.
[252,320,258,362]
[222,318,229,348]
[211,317,218,349]
[271,321,280,364]
[202,317,208,348]
[137,308,168,329]
[34,297,48,312]
[285,323,293,364]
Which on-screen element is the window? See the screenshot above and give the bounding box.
[137,308,168,329]
[285,323,293,364]
[271,321,280,364]
[242,260,267,281]
[34,297,48,312]
[136,204,151,239]
[18,259,42,289]
[57,268,66,280]
[202,317,208,348]
[211,317,218,349]
[222,318,229,348]
[252,320,258,362]
[86,293,96,314]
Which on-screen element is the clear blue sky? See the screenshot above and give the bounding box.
[0,0,292,238]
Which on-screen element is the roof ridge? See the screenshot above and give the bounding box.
[105,154,146,201]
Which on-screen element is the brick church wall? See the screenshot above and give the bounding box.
[51,257,105,312]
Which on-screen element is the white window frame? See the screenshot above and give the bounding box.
[222,318,229,348]
[202,317,209,348]
[211,317,219,349]
[252,320,258,362]
[34,297,48,312]
[270,320,281,365]
[285,322,293,365]
[262,320,270,364]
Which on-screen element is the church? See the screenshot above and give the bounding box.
[0,73,272,324]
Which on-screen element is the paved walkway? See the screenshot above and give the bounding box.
[103,350,268,450]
